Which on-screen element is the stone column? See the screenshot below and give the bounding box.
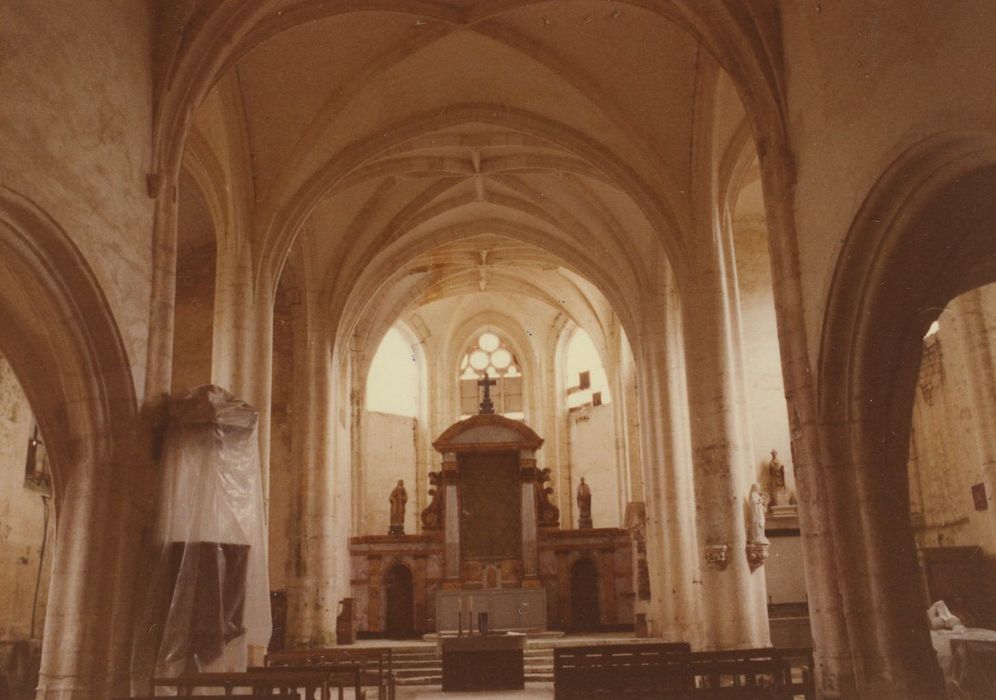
[38,434,147,699]
[520,454,540,583]
[442,454,461,583]
[285,313,340,647]
[211,242,274,506]
[683,236,769,649]
[635,280,701,644]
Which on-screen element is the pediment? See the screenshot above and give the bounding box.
[433,413,543,453]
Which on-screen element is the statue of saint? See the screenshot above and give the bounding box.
[577,477,593,529]
[768,449,788,506]
[389,479,408,535]
[748,484,770,544]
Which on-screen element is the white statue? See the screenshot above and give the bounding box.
[748,484,770,544]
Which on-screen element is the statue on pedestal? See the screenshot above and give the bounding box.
[389,479,407,535]
[577,477,593,529]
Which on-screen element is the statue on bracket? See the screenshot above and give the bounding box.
[746,483,770,569]
[389,479,408,535]
[421,471,443,530]
[577,477,593,529]
[536,467,560,528]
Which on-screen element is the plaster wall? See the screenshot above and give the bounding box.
[569,404,621,529]
[781,1,996,373]
[360,411,418,537]
[0,1,154,394]
[0,354,52,641]
[908,285,996,555]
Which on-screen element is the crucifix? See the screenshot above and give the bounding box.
[477,375,497,415]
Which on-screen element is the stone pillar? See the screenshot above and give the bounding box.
[442,454,460,582]
[683,237,769,649]
[520,454,540,583]
[285,318,339,646]
[38,437,146,699]
[211,243,274,506]
[636,280,701,644]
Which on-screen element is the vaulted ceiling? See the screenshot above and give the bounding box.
[178,1,763,356]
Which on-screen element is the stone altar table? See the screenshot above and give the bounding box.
[436,588,546,632]
[439,632,526,691]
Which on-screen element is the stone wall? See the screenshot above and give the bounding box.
[0,1,154,394]
[909,284,996,554]
[359,411,418,536]
[568,404,621,529]
[0,353,52,642]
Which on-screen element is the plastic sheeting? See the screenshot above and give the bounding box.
[134,385,271,683]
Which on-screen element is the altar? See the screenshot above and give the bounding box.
[349,383,635,636]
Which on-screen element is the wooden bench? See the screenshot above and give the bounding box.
[150,668,361,699]
[687,647,815,700]
[265,648,394,700]
[553,642,692,699]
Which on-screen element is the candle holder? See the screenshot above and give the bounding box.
[457,611,463,637]
[478,611,489,635]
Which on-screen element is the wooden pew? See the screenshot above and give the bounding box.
[553,642,692,699]
[265,648,394,700]
[115,696,299,699]
[150,667,361,699]
[687,647,815,700]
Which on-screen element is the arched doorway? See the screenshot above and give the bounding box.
[570,558,600,633]
[384,564,414,638]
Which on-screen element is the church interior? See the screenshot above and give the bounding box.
[1,2,995,698]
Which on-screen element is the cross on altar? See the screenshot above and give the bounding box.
[477,375,497,415]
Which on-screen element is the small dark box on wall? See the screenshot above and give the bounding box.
[972,482,988,511]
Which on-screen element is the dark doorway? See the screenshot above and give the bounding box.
[384,564,415,638]
[570,558,600,632]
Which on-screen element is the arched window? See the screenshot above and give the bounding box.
[366,326,419,417]
[565,328,611,409]
[458,331,524,419]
